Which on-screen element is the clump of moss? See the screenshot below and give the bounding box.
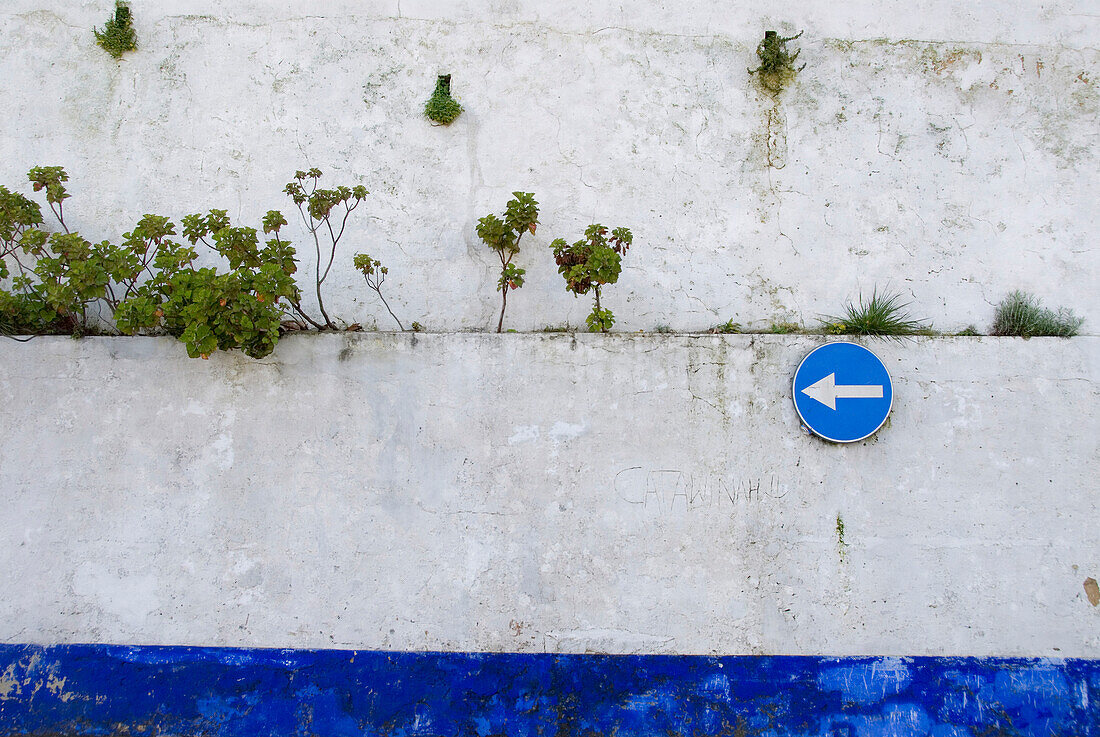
[94,1,137,60]
[748,30,804,93]
[424,74,463,126]
[768,321,802,334]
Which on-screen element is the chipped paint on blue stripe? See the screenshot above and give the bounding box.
[0,645,1096,736]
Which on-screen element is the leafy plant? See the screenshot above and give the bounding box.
[94,1,137,60]
[991,290,1083,338]
[353,254,404,331]
[550,223,633,333]
[115,209,301,359]
[821,289,932,338]
[1,167,133,337]
[748,30,804,93]
[709,319,742,334]
[283,169,367,329]
[476,192,538,333]
[424,74,462,126]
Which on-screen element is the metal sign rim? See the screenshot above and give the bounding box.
[792,341,894,444]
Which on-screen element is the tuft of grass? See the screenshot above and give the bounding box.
[821,289,932,339]
[955,325,981,336]
[424,74,462,125]
[654,324,672,334]
[991,290,1083,338]
[709,319,742,334]
[94,1,137,60]
[540,324,572,333]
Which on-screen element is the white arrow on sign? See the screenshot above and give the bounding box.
[801,373,883,410]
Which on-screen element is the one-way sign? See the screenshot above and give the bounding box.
[792,342,893,443]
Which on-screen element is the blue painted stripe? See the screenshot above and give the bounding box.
[0,645,1096,736]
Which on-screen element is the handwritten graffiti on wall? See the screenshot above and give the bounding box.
[614,467,791,513]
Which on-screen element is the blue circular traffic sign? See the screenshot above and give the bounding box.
[792,342,893,443]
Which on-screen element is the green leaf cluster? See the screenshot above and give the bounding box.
[115,209,300,358]
[550,224,632,332]
[1,169,133,336]
[424,75,462,126]
[748,30,804,93]
[477,192,538,332]
[1,166,306,358]
[94,1,137,60]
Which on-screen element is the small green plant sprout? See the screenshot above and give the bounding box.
[955,325,981,337]
[654,324,673,334]
[550,223,633,333]
[821,288,933,339]
[353,254,404,331]
[768,321,802,334]
[94,1,137,60]
[709,319,742,334]
[748,30,805,94]
[424,74,462,126]
[284,169,367,330]
[991,290,1083,338]
[476,192,538,333]
[410,320,424,332]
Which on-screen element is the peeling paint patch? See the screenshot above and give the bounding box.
[1086,577,1099,607]
[0,645,1096,735]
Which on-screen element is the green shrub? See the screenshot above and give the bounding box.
[477,192,538,333]
[991,290,1083,337]
[1,167,133,337]
[424,74,462,125]
[551,224,633,332]
[821,289,932,338]
[94,1,137,60]
[115,209,300,359]
[748,30,804,93]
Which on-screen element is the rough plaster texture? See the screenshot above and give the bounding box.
[1,335,1097,657]
[1,2,1097,333]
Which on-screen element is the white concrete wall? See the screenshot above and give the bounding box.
[1,2,1096,332]
[1,335,1096,656]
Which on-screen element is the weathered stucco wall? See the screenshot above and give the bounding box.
[1,1,1097,333]
[1,335,1096,657]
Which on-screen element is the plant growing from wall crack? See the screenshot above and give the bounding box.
[748,30,804,94]
[550,223,633,332]
[284,169,367,329]
[115,209,301,358]
[94,1,137,60]
[476,192,538,333]
[1,167,137,337]
[990,290,1082,337]
[353,254,404,330]
[820,289,932,339]
[424,74,463,125]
